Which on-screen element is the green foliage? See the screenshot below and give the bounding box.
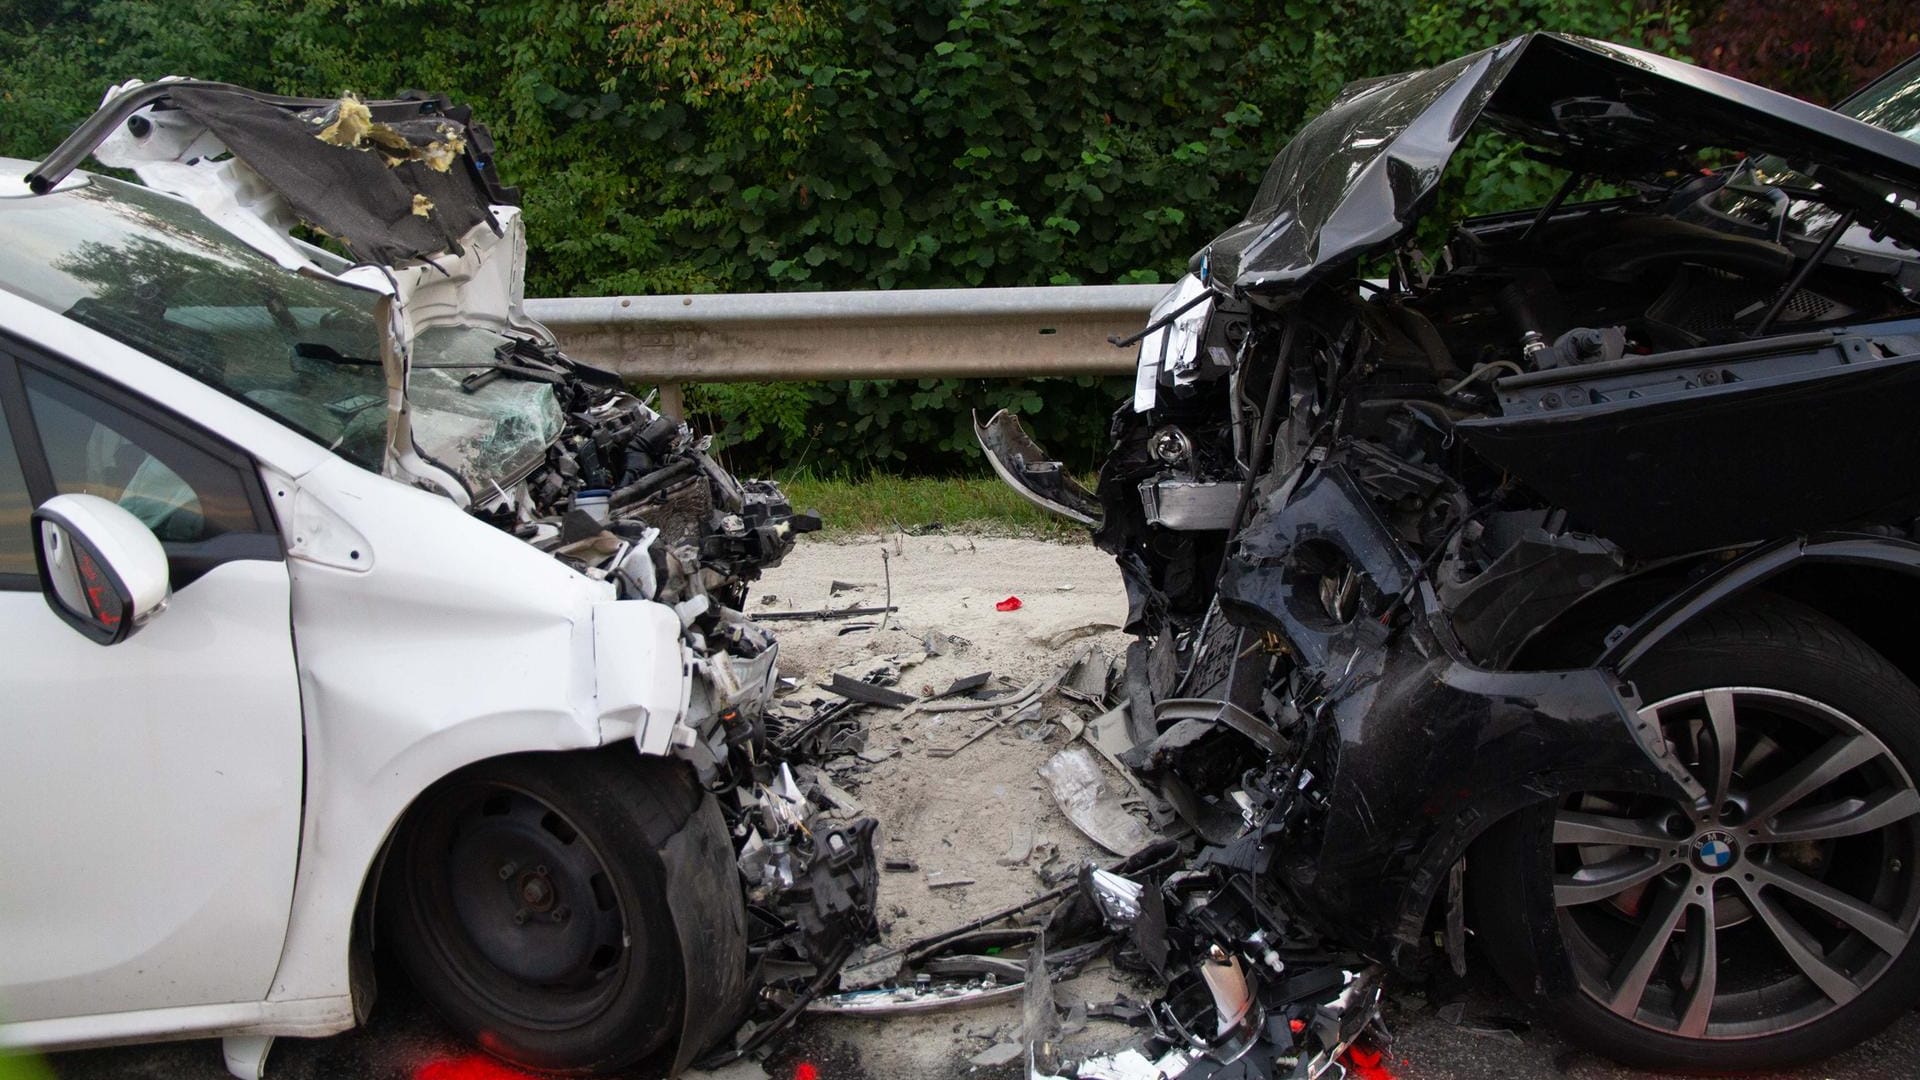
[1404,1,1691,256]
[779,470,1090,538]
[694,375,1124,475]
[1691,0,1920,107]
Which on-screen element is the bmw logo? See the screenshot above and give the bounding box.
[1694,831,1738,873]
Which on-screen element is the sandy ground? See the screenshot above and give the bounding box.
[751,530,1146,1077]
[750,532,1920,1080]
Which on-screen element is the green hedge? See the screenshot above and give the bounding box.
[2,0,1692,474]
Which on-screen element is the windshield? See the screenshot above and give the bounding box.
[1842,54,1920,143]
[1,177,390,468]
[0,175,560,492]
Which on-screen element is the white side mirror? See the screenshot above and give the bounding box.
[33,493,171,645]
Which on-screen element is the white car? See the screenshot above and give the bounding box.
[0,82,872,1079]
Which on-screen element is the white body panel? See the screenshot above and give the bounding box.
[0,559,303,1021]
[0,281,694,1050]
[260,454,687,1004]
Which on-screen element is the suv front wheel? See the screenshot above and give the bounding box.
[1473,597,1920,1073]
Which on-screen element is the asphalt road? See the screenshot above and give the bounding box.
[37,967,1920,1080]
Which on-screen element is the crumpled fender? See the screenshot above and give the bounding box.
[1285,642,1698,969]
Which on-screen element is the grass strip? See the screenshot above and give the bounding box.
[778,472,1091,540]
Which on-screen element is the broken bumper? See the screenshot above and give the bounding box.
[1216,462,1696,965]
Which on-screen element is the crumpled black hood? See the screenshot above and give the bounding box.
[1208,32,1920,295]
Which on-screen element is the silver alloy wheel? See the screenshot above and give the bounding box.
[1553,687,1920,1039]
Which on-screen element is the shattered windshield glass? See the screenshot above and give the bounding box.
[409,326,562,493]
[0,176,389,469]
[1,175,561,492]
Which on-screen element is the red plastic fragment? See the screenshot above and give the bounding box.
[995,596,1022,611]
[1341,1044,1396,1080]
[794,1064,820,1080]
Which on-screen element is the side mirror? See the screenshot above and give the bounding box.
[33,493,171,645]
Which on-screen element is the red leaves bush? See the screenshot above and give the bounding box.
[1692,0,1920,105]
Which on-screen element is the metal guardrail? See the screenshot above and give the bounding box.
[525,284,1162,416]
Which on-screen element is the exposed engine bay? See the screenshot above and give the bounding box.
[983,32,1920,1077]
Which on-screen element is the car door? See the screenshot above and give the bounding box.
[0,345,303,1025]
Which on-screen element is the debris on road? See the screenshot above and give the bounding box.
[999,829,1037,867]
[827,673,919,709]
[931,670,994,698]
[756,604,898,622]
[1046,622,1122,650]
[746,535,1394,1077]
[996,596,1023,612]
[807,977,1023,1016]
[1039,747,1155,857]
[970,1042,1027,1068]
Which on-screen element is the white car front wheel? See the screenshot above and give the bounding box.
[381,751,721,1074]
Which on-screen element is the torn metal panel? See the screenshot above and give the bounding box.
[44,81,515,265]
[1208,33,1920,293]
[807,979,1023,1016]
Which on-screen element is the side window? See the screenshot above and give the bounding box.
[0,398,31,581]
[21,366,261,545]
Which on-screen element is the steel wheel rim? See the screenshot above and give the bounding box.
[1554,686,1920,1040]
[412,781,635,1029]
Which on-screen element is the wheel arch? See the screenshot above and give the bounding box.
[343,747,576,1026]
[343,746,688,1020]
[1460,535,1920,960]
[1463,590,1920,1069]
[1507,536,1920,681]
[344,747,746,1072]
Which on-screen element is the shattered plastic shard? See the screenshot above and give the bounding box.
[997,596,1024,612]
[1073,1049,1192,1080]
[1039,747,1155,856]
[1084,868,1146,929]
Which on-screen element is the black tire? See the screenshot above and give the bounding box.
[381,750,710,1075]
[1472,596,1920,1073]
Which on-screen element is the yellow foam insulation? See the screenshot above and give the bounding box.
[414,133,467,173]
[315,96,373,147]
[411,194,434,217]
[314,94,466,172]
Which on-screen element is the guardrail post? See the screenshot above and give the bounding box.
[656,381,685,420]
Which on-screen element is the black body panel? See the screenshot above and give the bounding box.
[1460,323,1920,555]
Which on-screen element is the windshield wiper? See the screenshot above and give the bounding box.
[459,338,570,392]
[292,342,381,366]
